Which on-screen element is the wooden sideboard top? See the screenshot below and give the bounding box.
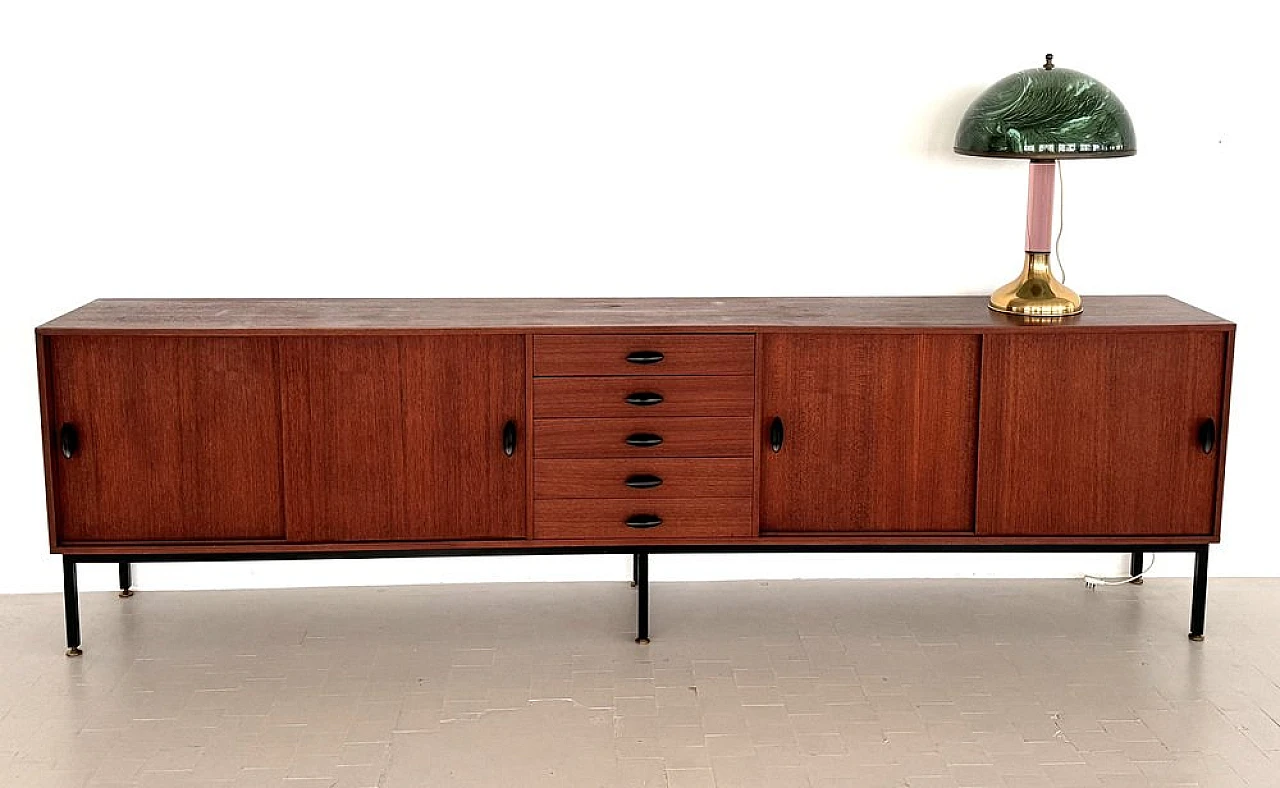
[37,295,1232,334]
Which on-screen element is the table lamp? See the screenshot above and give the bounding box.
[954,54,1135,316]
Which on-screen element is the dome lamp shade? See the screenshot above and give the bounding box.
[954,54,1136,159]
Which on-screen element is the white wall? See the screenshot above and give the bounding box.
[1,1,1275,593]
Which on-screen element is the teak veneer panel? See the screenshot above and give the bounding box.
[760,334,980,532]
[533,334,755,376]
[534,459,754,499]
[47,336,284,542]
[533,417,754,458]
[977,332,1228,536]
[534,375,754,418]
[533,498,752,540]
[280,335,525,542]
[38,296,1229,333]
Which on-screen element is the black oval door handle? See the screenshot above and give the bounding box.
[1198,418,1217,454]
[502,420,517,457]
[624,433,663,447]
[59,423,79,459]
[625,514,663,529]
[625,391,664,407]
[769,416,784,452]
[625,474,663,489]
[625,350,665,365]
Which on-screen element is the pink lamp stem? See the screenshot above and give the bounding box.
[1025,159,1056,253]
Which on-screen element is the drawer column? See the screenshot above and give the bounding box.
[531,333,756,543]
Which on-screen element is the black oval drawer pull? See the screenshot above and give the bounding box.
[625,391,664,407]
[1198,418,1217,454]
[625,433,663,447]
[625,514,663,529]
[59,423,79,459]
[502,420,517,457]
[625,474,663,489]
[769,416,785,452]
[625,350,665,365]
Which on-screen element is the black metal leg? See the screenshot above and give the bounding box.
[634,551,649,644]
[630,553,640,588]
[63,556,82,657]
[118,562,134,597]
[1189,545,1208,641]
[1129,552,1144,584]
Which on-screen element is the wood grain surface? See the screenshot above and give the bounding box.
[37,296,1231,333]
[760,334,981,532]
[37,298,1235,554]
[281,335,525,542]
[533,334,755,376]
[48,336,284,542]
[534,459,754,499]
[533,418,753,458]
[533,498,752,540]
[534,375,754,418]
[977,331,1228,536]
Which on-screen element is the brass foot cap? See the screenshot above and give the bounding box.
[119,589,134,598]
[629,581,637,588]
[634,637,650,645]
[66,647,83,657]
[1129,577,1144,585]
[1189,634,1205,642]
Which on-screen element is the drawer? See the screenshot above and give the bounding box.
[533,334,755,377]
[535,458,753,499]
[534,375,754,418]
[534,498,753,540]
[534,417,753,458]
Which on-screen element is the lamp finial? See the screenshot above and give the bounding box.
[1043,54,1055,71]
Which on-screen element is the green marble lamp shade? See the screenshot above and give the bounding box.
[954,56,1135,159]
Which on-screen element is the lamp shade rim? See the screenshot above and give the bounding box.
[953,147,1137,160]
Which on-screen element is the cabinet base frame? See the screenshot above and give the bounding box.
[59,543,1212,655]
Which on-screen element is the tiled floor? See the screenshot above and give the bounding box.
[1,577,1278,787]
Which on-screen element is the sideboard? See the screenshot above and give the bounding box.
[36,296,1234,655]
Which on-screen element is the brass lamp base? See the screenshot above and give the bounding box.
[988,252,1082,316]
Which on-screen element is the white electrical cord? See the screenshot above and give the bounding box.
[1083,555,1155,588]
[1054,161,1067,284]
